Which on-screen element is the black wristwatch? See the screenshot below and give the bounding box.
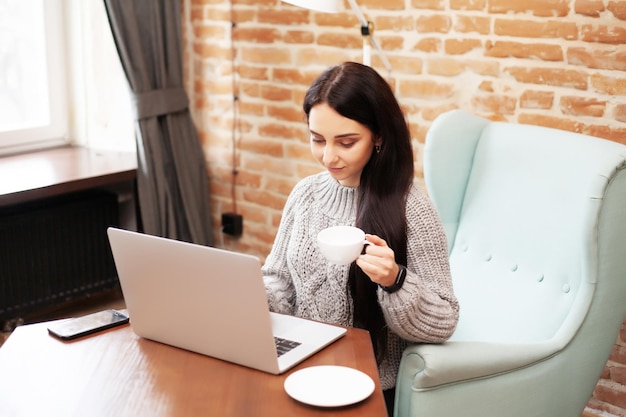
[380,264,407,293]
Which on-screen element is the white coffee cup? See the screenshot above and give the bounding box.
[317,225,371,265]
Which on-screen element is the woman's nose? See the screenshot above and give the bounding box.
[323,145,337,164]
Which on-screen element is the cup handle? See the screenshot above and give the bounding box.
[361,240,372,255]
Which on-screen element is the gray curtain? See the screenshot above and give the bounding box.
[103,0,213,246]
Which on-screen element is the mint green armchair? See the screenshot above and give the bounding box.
[395,110,626,417]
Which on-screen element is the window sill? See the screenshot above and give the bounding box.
[0,145,137,208]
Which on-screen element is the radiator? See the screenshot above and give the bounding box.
[0,190,120,320]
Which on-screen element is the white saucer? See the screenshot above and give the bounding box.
[284,365,375,407]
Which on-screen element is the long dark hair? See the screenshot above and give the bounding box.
[303,62,414,362]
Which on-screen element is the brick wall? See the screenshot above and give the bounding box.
[183,0,626,414]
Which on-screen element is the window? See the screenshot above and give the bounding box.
[0,0,68,154]
[0,0,134,156]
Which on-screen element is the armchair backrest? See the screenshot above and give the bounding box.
[424,110,626,345]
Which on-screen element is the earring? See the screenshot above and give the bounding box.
[375,145,381,154]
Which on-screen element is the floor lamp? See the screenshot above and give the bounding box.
[281,0,392,76]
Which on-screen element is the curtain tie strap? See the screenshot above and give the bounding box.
[132,87,189,120]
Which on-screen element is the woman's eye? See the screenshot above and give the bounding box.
[340,142,355,148]
[311,137,325,144]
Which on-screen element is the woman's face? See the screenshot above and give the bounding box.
[308,103,380,188]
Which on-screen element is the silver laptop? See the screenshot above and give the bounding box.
[107,227,346,374]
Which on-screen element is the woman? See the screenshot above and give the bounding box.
[262,62,459,414]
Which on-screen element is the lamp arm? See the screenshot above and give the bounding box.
[369,33,392,77]
[346,0,392,77]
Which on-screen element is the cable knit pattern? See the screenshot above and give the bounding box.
[263,171,459,390]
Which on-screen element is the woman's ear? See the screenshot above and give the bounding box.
[374,137,383,147]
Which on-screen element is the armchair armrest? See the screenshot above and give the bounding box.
[399,340,561,390]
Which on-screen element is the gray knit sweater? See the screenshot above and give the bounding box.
[262,171,459,390]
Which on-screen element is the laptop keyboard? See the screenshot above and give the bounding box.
[274,337,301,357]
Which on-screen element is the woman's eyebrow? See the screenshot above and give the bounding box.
[309,129,361,139]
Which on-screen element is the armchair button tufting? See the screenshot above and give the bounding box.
[563,284,571,293]
[485,254,492,261]
[511,264,518,271]
[538,274,545,282]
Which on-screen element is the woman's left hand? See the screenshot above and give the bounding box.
[356,234,400,287]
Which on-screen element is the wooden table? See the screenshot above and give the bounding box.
[0,321,388,417]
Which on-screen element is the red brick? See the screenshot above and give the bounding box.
[206,7,232,21]
[239,101,264,117]
[478,81,494,92]
[587,398,626,417]
[590,74,626,95]
[318,32,361,49]
[520,90,555,109]
[568,47,626,71]
[315,13,359,28]
[593,381,626,409]
[615,110,626,128]
[608,1,626,20]
[272,68,311,85]
[194,23,228,39]
[267,104,305,123]
[258,122,303,140]
[238,201,270,225]
[241,188,287,211]
[380,36,405,51]
[295,47,353,67]
[465,59,501,76]
[518,113,583,133]
[445,38,482,54]
[560,96,606,117]
[296,162,324,179]
[194,42,231,59]
[471,94,517,115]
[485,41,564,61]
[412,37,442,52]
[488,0,570,17]
[411,0,445,9]
[234,27,281,43]
[284,30,315,44]
[285,141,315,159]
[416,14,452,33]
[506,67,588,90]
[239,81,260,98]
[234,170,263,188]
[361,0,405,9]
[494,19,578,40]
[264,176,299,197]
[450,0,486,10]
[241,46,292,65]
[239,137,284,157]
[238,64,270,81]
[399,79,455,99]
[613,366,626,386]
[257,9,309,25]
[427,57,466,76]
[575,0,605,17]
[243,155,300,177]
[422,104,459,121]
[454,15,491,34]
[376,16,416,31]
[583,125,626,144]
[581,24,626,44]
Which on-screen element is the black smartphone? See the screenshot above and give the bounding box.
[47,309,129,340]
